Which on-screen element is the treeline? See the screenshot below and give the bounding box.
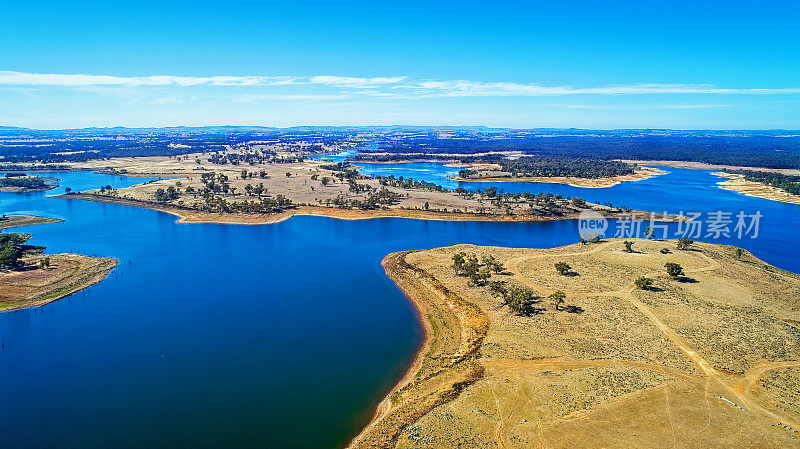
[0,232,30,270]
[319,188,402,210]
[467,157,634,179]
[368,134,800,169]
[723,169,800,195]
[375,175,449,192]
[0,175,49,189]
[198,194,294,213]
[209,149,305,166]
[0,126,342,164]
[0,164,70,171]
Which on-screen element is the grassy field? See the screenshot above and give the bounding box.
[352,239,800,448]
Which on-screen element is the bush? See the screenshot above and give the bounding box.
[555,261,571,275]
[665,262,684,279]
[634,276,654,290]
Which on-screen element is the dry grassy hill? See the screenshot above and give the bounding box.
[352,239,800,448]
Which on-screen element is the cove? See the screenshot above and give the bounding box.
[1,167,798,448]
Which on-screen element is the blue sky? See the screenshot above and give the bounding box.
[1,0,798,129]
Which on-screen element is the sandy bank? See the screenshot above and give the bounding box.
[712,172,800,205]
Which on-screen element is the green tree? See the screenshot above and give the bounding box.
[452,252,467,275]
[665,262,684,279]
[634,276,654,290]
[482,255,505,274]
[677,237,693,250]
[623,240,634,253]
[549,290,566,311]
[504,285,540,316]
[469,266,492,287]
[555,261,571,275]
[488,281,507,298]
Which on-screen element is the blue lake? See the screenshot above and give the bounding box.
[1,165,798,448]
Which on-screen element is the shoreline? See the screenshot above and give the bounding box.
[711,172,800,205]
[346,249,488,448]
[621,160,800,175]
[449,166,666,188]
[352,241,800,447]
[58,192,687,225]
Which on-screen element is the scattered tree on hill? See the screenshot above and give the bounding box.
[677,237,693,250]
[555,261,571,275]
[665,262,684,279]
[549,290,566,311]
[660,248,670,254]
[482,255,505,274]
[634,276,654,290]
[623,241,634,253]
[469,266,492,287]
[503,284,541,316]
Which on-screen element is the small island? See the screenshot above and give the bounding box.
[350,238,800,448]
[0,173,59,193]
[0,215,117,312]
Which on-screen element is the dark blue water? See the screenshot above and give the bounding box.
[1,165,798,448]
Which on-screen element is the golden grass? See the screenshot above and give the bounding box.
[351,239,800,448]
[0,253,117,312]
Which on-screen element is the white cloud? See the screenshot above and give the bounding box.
[660,104,734,109]
[411,80,800,97]
[233,93,352,102]
[0,71,797,100]
[0,71,300,87]
[309,76,407,88]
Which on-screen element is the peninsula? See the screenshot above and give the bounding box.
[53,146,682,225]
[350,238,800,448]
[0,215,117,312]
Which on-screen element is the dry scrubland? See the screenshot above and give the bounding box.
[352,239,800,448]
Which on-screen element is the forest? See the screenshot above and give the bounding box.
[467,157,635,179]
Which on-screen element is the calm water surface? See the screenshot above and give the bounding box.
[1,166,798,448]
